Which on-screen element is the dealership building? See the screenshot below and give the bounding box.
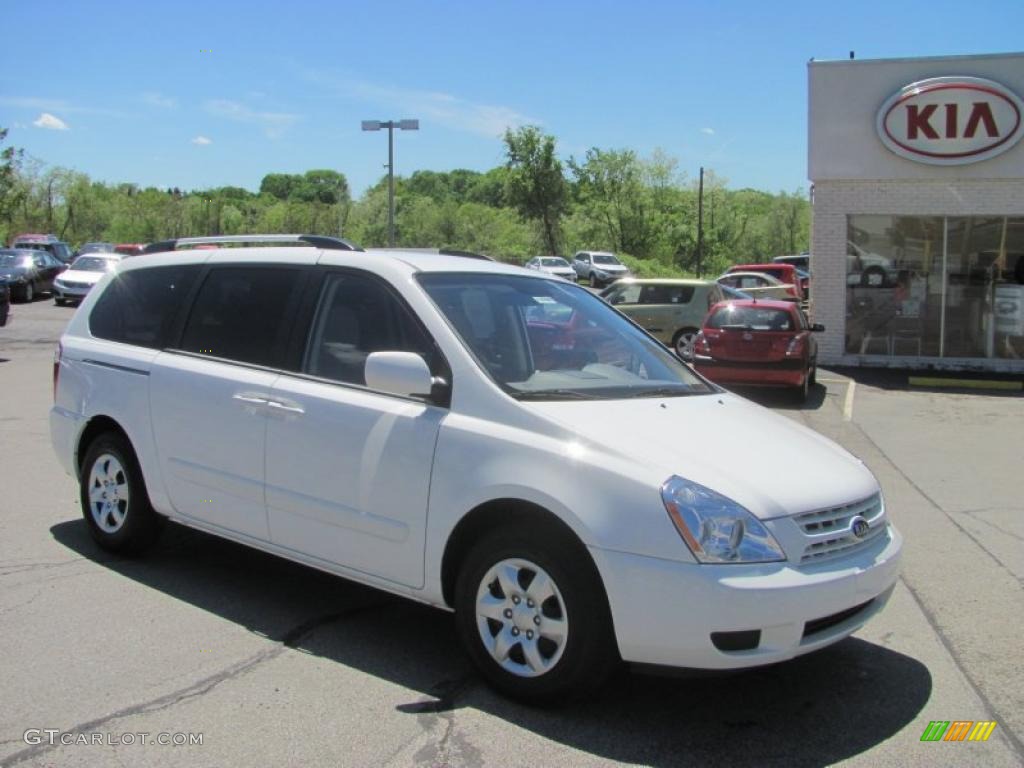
[808,52,1024,371]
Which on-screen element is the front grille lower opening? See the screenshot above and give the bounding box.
[802,599,874,639]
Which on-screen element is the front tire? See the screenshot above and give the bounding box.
[454,525,617,704]
[80,432,163,555]
[54,297,66,306]
[589,273,599,288]
[20,281,34,303]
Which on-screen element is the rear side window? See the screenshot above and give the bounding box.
[179,267,303,367]
[90,265,201,348]
[639,285,694,305]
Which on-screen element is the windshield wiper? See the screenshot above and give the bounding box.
[624,386,699,399]
[510,389,596,400]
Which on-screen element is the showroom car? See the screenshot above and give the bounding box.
[51,234,901,704]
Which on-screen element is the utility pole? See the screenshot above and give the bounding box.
[361,119,419,247]
[696,166,704,278]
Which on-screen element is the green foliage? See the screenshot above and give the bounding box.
[503,126,567,255]
[0,125,808,271]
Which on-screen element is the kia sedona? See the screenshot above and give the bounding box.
[51,234,901,704]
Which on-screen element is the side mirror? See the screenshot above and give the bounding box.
[811,323,826,332]
[365,351,435,400]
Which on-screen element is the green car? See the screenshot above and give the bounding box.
[601,278,729,360]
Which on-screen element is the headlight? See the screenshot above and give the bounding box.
[661,476,786,564]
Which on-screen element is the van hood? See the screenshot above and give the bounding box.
[523,392,878,519]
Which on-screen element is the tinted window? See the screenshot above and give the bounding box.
[304,273,439,387]
[593,254,619,265]
[90,265,201,348]
[707,305,795,331]
[179,267,303,367]
[639,284,694,305]
[606,283,641,305]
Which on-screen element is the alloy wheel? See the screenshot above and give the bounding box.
[475,558,569,678]
[87,453,131,533]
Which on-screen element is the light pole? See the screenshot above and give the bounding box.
[361,119,419,247]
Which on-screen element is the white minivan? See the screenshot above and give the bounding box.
[50,234,902,703]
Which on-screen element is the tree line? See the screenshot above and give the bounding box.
[0,125,809,277]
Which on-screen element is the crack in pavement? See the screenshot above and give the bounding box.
[0,601,389,766]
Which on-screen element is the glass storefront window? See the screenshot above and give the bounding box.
[846,215,1024,360]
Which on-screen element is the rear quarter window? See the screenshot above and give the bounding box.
[89,265,201,349]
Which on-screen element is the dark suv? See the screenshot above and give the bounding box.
[11,234,74,264]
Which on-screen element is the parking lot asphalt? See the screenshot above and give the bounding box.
[1,299,1022,768]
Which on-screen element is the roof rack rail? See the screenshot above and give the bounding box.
[140,234,363,255]
[438,248,494,262]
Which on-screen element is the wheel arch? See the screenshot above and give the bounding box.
[440,498,613,623]
[76,415,131,480]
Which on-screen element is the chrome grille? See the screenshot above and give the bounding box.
[796,493,888,563]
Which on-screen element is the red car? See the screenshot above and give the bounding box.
[692,299,824,401]
[725,263,803,301]
[114,243,147,256]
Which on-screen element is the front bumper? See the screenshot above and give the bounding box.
[52,282,94,300]
[591,522,902,669]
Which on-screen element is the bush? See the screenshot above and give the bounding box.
[617,253,690,279]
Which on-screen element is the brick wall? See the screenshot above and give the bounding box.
[810,178,1024,371]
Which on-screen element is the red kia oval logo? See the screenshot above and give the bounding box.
[877,76,1024,165]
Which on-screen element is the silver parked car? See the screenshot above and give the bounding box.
[572,251,630,287]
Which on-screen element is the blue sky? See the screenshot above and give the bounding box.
[2,0,1022,198]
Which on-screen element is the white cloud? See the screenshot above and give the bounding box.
[701,127,715,135]
[0,96,124,117]
[204,99,300,138]
[143,91,176,109]
[191,135,212,146]
[33,113,69,131]
[303,69,539,138]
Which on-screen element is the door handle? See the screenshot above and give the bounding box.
[265,399,305,416]
[232,393,269,406]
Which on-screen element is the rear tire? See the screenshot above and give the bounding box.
[795,369,810,403]
[79,432,163,555]
[454,524,618,705]
[672,328,699,361]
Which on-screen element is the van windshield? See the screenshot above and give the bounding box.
[418,273,714,400]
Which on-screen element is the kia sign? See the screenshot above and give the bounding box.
[876,76,1024,165]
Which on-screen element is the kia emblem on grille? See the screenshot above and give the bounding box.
[850,516,870,539]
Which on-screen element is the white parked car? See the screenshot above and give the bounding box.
[524,256,576,281]
[51,234,901,703]
[52,253,122,305]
